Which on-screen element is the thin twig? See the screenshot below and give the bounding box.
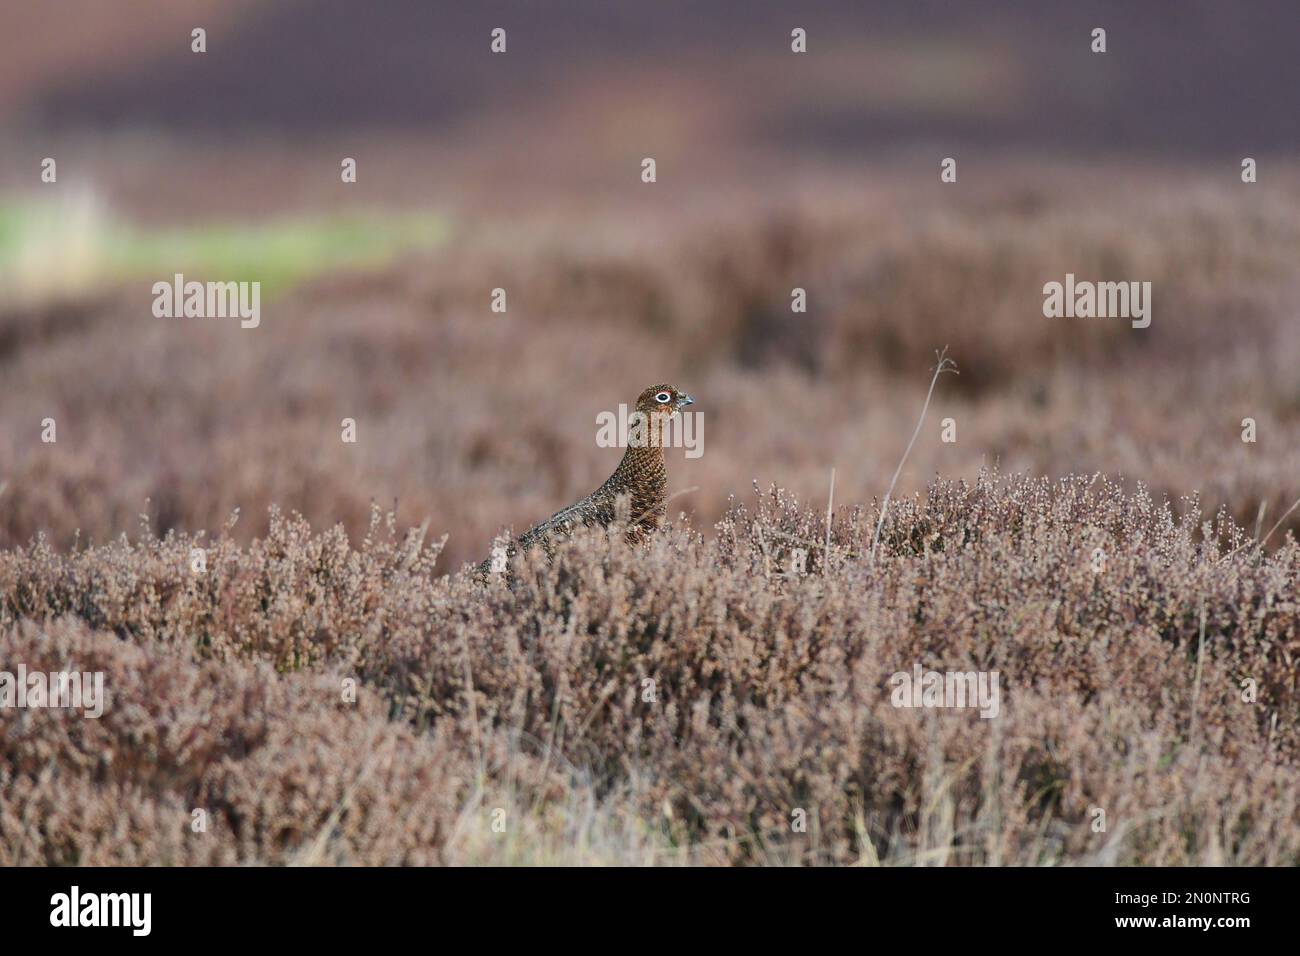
[824,467,836,569]
[871,348,958,562]
[1222,492,1300,562]
[293,742,385,866]
[1189,602,1206,742]
[461,630,483,779]
[1259,494,1300,548]
[1253,500,1268,541]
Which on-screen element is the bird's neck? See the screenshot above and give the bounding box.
[602,411,671,495]
[612,442,666,481]
[630,411,672,449]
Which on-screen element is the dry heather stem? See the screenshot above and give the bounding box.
[872,349,958,563]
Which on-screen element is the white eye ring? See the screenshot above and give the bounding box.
[655,391,672,404]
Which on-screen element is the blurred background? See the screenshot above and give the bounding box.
[2,0,1299,567]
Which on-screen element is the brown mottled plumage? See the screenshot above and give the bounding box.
[478,384,695,576]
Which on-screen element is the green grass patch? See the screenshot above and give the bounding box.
[110,213,449,295]
[0,197,450,302]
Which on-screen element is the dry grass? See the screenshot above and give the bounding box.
[2,472,1298,865]
[3,169,1299,571]
[3,166,1300,865]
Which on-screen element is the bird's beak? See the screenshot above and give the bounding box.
[678,393,695,409]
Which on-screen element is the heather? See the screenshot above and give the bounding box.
[4,0,1300,871]
[2,169,1300,570]
[3,472,1297,865]
[5,169,1300,864]
[4,167,1300,865]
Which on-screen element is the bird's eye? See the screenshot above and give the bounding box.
[655,391,672,404]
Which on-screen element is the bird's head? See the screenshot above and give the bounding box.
[635,384,695,419]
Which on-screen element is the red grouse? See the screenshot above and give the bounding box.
[478,384,695,575]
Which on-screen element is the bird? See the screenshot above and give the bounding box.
[477,384,695,576]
